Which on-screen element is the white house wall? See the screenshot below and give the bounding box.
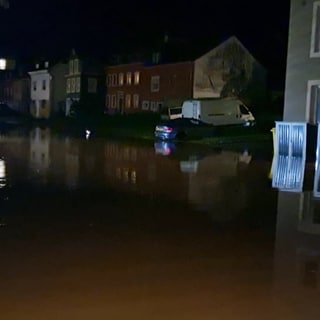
[283,0,320,122]
[30,71,51,101]
[193,37,256,99]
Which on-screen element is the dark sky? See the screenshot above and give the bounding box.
[0,0,291,88]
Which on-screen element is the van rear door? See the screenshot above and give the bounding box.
[192,101,198,119]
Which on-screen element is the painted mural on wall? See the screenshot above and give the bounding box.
[193,37,256,99]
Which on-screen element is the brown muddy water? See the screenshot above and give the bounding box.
[0,127,319,319]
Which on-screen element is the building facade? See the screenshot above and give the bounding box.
[65,50,105,117]
[105,62,193,114]
[28,61,67,119]
[105,36,266,115]
[193,36,267,107]
[7,77,30,114]
[283,0,320,123]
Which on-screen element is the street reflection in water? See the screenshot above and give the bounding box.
[0,127,319,319]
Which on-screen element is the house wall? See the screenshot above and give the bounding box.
[193,37,266,109]
[106,63,145,114]
[11,78,30,113]
[283,0,319,122]
[29,69,51,119]
[105,62,193,114]
[141,62,193,111]
[65,55,105,116]
[51,63,67,116]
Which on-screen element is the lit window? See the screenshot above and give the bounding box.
[71,78,75,92]
[119,73,124,86]
[125,94,131,108]
[74,59,79,73]
[69,60,74,74]
[134,71,140,85]
[76,77,81,93]
[126,72,132,85]
[133,94,139,108]
[151,76,160,92]
[66,79,71,93]
[0,59,6,70]
[311,2,320,57]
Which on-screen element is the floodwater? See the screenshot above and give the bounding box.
[0,126,319,319]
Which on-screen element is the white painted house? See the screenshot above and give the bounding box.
[28,61,67,119]
[28,62,51,119]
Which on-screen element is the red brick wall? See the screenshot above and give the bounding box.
[105,61,194,114]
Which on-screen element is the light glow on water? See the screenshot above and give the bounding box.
[0,159,6,188]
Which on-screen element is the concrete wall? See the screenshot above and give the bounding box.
[283,0,320,121]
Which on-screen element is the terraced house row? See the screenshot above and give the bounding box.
[0,36,267,119]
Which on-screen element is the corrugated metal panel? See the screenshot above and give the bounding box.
[272,122,306,192]
[272,154,306,191]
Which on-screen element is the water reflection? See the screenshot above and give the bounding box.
[274,191,320,315]
[154,141,176,156]
[0,158,6,188]
[0,127,269,220]
[272,131,320,313]
[5,127,320,319]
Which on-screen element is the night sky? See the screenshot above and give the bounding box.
[0,0,291,89]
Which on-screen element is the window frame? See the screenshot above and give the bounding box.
[126,72,132,85]
[150,75,160,92]
[112,74,117,87]
[69,60,74,74]
[75,77,81,93]
[125,94,131,108]
[66,79,71,93]
[310,1,320,57]
[306,80,320,123]
[133,94,139,108]
[134,71,140,85]
[118,73,124,86]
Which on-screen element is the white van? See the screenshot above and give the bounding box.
[160,106,182,120]
[181,98,255,127]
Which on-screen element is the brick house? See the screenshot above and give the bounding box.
[105,36,266,115]
[105,61,193,114]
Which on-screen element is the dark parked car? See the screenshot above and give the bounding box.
[154,118,215,140]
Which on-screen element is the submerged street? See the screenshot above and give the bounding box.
[0,126,319,319]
